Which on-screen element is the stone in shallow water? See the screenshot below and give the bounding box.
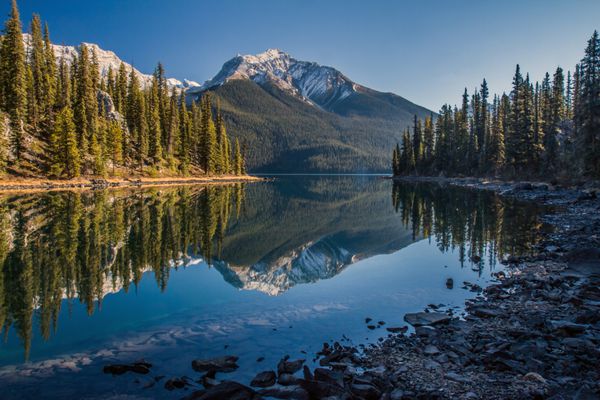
[183,381,259,400]
[277,356,305,375]
[250,370,276,387]
[102,360,151,375]
[191,355,239,373]
[404,312,450,326]
[386,326,408,334]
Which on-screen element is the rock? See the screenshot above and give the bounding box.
[386,326,408,334]
[445,372,469,383]
[299,379,346,398]
[278,373,300,386]
[378,320,385,325]
[423,359,441,370]
[469,306,500,318]
[183,381,260,400]
[191,355,239,372]
[277,356,305,375]
[365,317,372,323]
[446,278,454,289]
[164,377,188,390]
[415,325,437,337]
[390,388,405,400]
[250,370,276,388]
[351,383,381,400]
[464,392,478,399]
[404,312,450,326]
[258,386,309,400]
[367,324,377,330]
[314,368,344,387]
[522,372,547,384]
[548,320,587,335]
[514,182,533,190]
[103,361,151,375]
[423,345,440,355]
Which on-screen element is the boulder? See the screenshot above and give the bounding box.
[191,355,239,373]
[277,356,305,375]
[250,370,276,388]
[404,312,450,327]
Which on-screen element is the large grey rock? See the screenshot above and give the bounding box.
[404,312,450,326]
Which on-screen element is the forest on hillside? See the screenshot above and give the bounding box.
[392,31,600,179]
[0,0,246,179]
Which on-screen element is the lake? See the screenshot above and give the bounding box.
[0,176,545,398]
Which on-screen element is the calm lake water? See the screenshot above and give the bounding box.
[0,176,544,398]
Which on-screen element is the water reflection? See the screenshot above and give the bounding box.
[0,184,245,359]
[0,177,545,362]
[391,181,543,271]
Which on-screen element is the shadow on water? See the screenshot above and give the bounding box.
[0,177,546,368]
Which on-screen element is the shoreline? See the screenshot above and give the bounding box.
[340,176,600,399]
[0,175,264,193]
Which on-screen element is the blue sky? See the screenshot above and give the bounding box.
[11,0,600,111]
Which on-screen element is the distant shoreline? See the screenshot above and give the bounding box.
[0,175,264,193]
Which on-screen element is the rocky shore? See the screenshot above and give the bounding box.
[102,178,600,399]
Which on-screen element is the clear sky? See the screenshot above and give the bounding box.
[10,0,600,111]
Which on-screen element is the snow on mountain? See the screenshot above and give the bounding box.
[23,34,194,91]
[188,48,359,111]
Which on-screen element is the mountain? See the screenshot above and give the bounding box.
[186,49,434,172]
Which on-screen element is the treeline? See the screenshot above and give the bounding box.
[392,31,600,179]
[0,184,245,359]
[0,0,246,178]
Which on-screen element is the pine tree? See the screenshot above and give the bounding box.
[178,92,191,174]
[412,114,422,172]
[423,114,434,170]
[106,120,123,175]
[402,128,415,173]
[566,70,573,119]
[198,93,217,174]
[148,77,163,165]
[51,107,80,178]
[233,138,244,175]
[28,14,45,133]
[42,23,56,124]
[0,0,27,162]
[392,144,399,176]
[489,95,505,173]
[478,79,489,167]
[579,30,600,176]
[115,62,128,115]
[215,99,231,174]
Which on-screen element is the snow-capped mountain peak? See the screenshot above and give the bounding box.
[190,49,359,111]
[23,34,196,91]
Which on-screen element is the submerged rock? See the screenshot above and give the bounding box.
[277,356,305,375]
[183,381,260,400]
[191,355,239,373]
[103,360,152,375]
[250,370,276,387]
